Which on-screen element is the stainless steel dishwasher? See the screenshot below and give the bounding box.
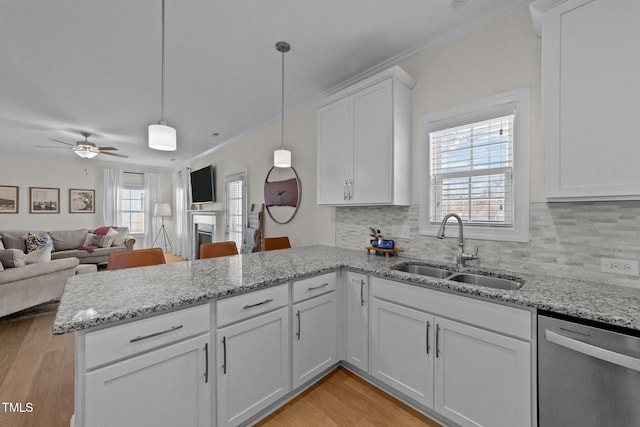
[538,313,640,426]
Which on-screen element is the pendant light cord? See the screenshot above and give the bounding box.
[160,0,166,123]
[280,49,285,150]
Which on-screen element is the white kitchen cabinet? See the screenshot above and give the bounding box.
[434,317,531,427]
[369,277,532,426]
[84,334,210,427]
[370,298,435,408]
[216,306,290,427]
[316,66,414,206]
[535,0,640,200]
[292,291,337,389]
[345,271,369,372]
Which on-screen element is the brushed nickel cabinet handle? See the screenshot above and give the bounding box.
[243,298,274,309]
[129,325,183,343]
[426,321,431,355]
[296,310,301,340]
[222,336,227,374]
[308,282,329,291]
[204,343,209,383]
[360,279,365,307]
[436,324,441,358]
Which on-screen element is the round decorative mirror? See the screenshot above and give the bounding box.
[264,166,301,224]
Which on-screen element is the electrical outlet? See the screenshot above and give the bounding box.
[601,258,640,276]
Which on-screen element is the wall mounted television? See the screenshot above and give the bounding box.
[190,165,215,203]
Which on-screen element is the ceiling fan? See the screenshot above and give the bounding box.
[36,132,129,159]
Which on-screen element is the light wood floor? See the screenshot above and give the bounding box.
[257,367,441,426]
[0,312,74,427]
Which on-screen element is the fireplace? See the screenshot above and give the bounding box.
[192,213,216,260]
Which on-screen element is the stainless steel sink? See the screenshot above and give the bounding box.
[392,263,453,279]
[447,273,523,290]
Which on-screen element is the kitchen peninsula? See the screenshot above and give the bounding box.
[54,245,640,427]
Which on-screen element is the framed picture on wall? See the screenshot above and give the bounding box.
[0,185,19,213]
[69,189,95,213]
[29,187,60,214]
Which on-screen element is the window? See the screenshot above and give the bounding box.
[420,87,530,242]
[225,172,246,250]
[121,187,145,234]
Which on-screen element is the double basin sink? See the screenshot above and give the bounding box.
[392,263,523,291]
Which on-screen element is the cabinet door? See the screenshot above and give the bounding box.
[292,292,337,389]
[85,334,210,427]
[370,298,434,408]
[345,272,368,372]
[216,307,290,427]
[544,0,640,200]
[352,80,393,204]
[317,97,353,205]
[434,317,531,427]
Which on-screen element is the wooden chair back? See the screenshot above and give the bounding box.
[200,241,239,259]
[107,248,166,271]
[263,236,291,251]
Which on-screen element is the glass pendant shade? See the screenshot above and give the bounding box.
[74,149,98,159]
[274,148,291,168]
[148,123,177,151]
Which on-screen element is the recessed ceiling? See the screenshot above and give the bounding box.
[0,0,528,167]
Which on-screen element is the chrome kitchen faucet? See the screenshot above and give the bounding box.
[436,213,478,270]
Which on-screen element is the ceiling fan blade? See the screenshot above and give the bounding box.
[48,138,74,146]
[101,151,129,158]
[35,145,73,149]
[97,146,119,151]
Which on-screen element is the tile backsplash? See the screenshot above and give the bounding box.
[336,202,640,289]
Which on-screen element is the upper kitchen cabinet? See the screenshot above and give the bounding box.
[316,66,415,206]
[533,0,640,200]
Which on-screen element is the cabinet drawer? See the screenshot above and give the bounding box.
[85,303,210,370]
[292,272,337,303]
[217,284,288,327]
[370,277,531,340]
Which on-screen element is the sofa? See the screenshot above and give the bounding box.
[0,255,79,318]
[0,227,135,265]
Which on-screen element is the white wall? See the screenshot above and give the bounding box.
[190,107,335,247]
[0,150,174,243]
[189,5,539,248]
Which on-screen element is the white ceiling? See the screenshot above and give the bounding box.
[0,0,529,168]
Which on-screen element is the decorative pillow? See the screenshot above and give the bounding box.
[83,233,104,247]
[112,227,129,247]
[24,244,53,264]
[0,232,27,252]
[100,228,119,248]
[0,249,26,268]
[94,226,115,236]
[26,231,53,253]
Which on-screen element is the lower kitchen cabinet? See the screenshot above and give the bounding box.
[216,307,290,427]
[84,334,211,427]
[434,317,531,427]
[345,271,369,371]
[370,298,435,408]
[292,291,337,389]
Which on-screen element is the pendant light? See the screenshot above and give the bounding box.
[274,41,292,168]
[148,0,177,151]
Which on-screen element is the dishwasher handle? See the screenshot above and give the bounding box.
[546,330,640,372]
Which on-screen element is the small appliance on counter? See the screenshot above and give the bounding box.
[366,227,403,258]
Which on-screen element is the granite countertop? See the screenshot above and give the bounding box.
[53,245,640,334]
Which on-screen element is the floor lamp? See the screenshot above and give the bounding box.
[152,202,173,252]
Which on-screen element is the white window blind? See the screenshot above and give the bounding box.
[225,173,246,250]
[430,114,514,226]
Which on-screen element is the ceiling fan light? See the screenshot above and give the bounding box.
[74,149,98,159]
[148,123,177,151]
